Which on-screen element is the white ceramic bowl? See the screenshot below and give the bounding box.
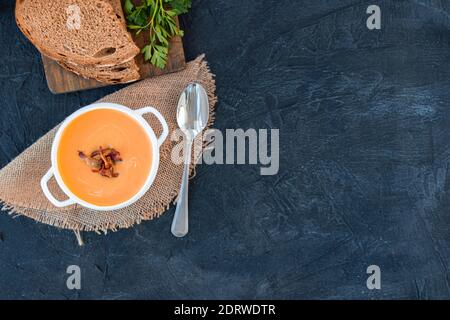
[40,102,168,211]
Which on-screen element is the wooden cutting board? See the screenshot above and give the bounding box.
[42,18,186,94]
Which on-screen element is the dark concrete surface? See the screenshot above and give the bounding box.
[2,0,450,299]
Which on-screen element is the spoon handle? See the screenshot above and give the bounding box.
[171,139,193,237]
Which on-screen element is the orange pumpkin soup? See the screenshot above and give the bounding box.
[57,108,153,207]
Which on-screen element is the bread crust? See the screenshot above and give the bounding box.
[57,58,140,84]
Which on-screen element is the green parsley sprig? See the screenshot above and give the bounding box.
[124,0,191,69]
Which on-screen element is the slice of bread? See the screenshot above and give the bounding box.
[16,0,140,67]
[58,59,140,84]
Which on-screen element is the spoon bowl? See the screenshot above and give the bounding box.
[177,83,209,137]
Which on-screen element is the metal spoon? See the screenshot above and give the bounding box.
[171,83,209,237]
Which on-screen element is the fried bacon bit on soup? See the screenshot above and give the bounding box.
[78,147,122,178]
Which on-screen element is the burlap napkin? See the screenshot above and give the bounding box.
[0,55,216,238]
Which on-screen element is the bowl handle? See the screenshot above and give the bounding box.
[135,107,169,147]
[40,168,76,207]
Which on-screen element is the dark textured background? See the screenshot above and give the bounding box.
[1,0,450,299]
